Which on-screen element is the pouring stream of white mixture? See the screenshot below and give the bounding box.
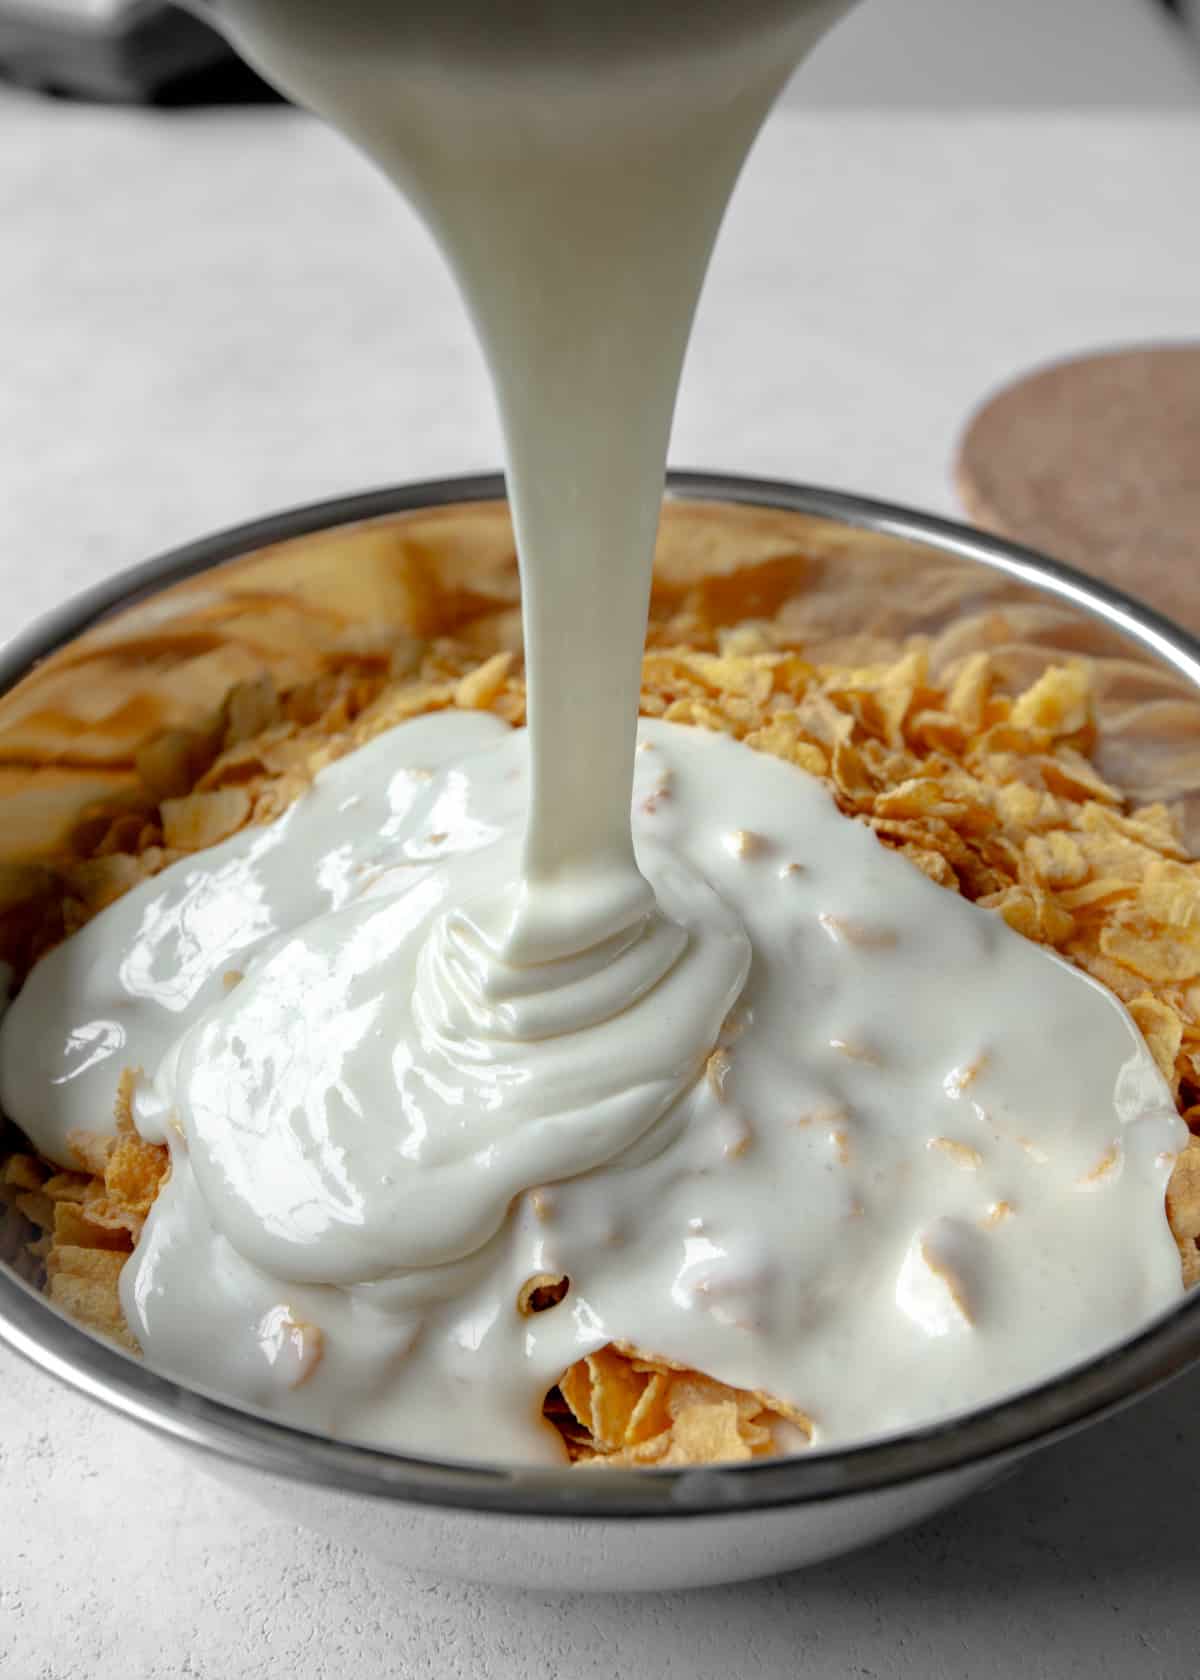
[0,0,1186,1460]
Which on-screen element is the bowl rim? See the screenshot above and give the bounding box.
[3,467,1200,1522]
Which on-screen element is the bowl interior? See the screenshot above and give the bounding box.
[2,473,1199,1518]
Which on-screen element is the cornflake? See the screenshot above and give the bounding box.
[927,1137,983,1171]
[552,1345,812,1465]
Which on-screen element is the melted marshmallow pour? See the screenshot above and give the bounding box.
[0,715,1185,1461]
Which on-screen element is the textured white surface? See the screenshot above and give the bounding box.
[2,1347,1199,1677]
[3,2,1200,1672]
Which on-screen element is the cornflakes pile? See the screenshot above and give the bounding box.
[547,1344,812,1466]
[2,626,1200,1467]
[1,1070,168,1350]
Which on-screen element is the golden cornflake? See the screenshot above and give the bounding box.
[742,718,828,777]
[161,786,252,852]
[1025,830,1089,888]
[549,1344,812,1466]
[2,1154,44,1192]
[46,1245,135,1351]
[1166,1138,1200,1286]
[1077,1142,1123,1189]
[946,652,992,732]
[817,913,897,950]
[1127,995,1184,1091]
[1009,661,1092,737]
[705,1047,732,1099]
[224,673,281,747]
[454,650,514,711]
[1100,922,1200,983]
[980,884,1075,947]
[927,1137,983,1170]
[724,828,766,859]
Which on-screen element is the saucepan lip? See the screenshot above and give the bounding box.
[2,468,1199,1523]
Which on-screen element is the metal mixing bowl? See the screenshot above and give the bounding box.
[2,472,1199,1591]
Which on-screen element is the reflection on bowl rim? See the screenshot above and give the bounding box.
[2,469,1199,1521]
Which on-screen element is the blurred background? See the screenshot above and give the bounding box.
[1,0,1198,618]
[0,0,1198,105]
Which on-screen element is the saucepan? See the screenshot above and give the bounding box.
[2,471,1198,1592]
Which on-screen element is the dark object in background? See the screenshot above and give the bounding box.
[3,0,1194,105]
[0,0,278,103]
[955,344,1200,635]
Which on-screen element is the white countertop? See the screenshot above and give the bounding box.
[3,3,1200,1674]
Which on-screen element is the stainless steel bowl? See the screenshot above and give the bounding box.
[3,471,1199,1592]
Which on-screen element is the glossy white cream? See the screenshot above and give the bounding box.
[0,715,1185,1460]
